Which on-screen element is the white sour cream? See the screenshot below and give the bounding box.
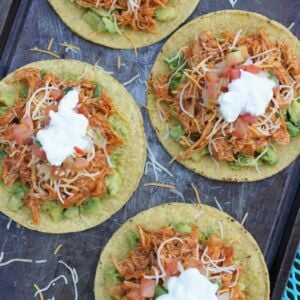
[218,70,277,123]
[36,89,89,166]
[156,268,218,300]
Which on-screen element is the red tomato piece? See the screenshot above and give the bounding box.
[165,258,178,276]
[50,90,64,101]
[240,113,258,124]
[205,71,220,83]
[244,64,261,74]
[140,279,156,298]
[12,124,33,144]
[232,117,248,139]
[71,157,89,171]
[229,68,241,81]
[186,258,202,270]
[74,146,85,156]
[206,82,219,100]
[127,288,142,300]
[31,144,46,159]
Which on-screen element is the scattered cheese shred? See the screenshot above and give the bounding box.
[60,42,80,51]
[191,183,201,205]
[157,237,184,276]
[6,218,12,230]
[288,22,295,31]
[214,197,223,211]
[30,47,61,59]
[59,260,78,300]
[117,55,121,69]
[169,189,185,201]
[47,38,54,51]
[54,244,63,255]
[123,74,140,87]
[34,275,68,298]
[146,145,174,180]
[228,0,238,8]
[241,212,249,226]
[33,284,45,300]
[144,182,176,189]
[0,258,33,267]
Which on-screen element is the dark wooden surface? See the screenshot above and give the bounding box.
[0,0,299,299]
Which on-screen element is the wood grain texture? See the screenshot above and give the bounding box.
[0,0,299,299]
[0,0,20,57]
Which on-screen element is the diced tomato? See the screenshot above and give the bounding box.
[12,124,33,144]
[71,157,89,171]
[21,117,33,129]
[239,113,258,124]
[229,68,241,81]
[74,146,85,156]
[127,288,142,300]
[165,258,178,276]
[50,90,63,101]
[244,64,261,74]
[63,156,74,169]
[186,258,202,270]
[273,85,280,94]
[31,144,46,159]
[45,105,58,114]
[205,71,220,83]
[140,279,156,297]
[220,77,229,92]
[232,117,248,139]
[206,82,219,100]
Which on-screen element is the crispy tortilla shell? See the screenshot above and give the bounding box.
[0,59,146,233]
[148,10,300,182]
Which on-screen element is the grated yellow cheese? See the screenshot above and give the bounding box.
[30,47,61,59]
[144,182,176,190]
[60,42,81,51]
[33,284,45,300]
[47,38,54,51]
[191,183,201,205]
[54,244,63,255]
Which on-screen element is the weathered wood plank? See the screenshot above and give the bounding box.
[271,196,300,299]
[0,0,20,57]
[0,0,299,299]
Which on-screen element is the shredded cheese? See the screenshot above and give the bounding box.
[191,183,201,204]
[60,42,80,51]
[34,275,68,297]
[30,47,61,59]
[144,182,176,189]
[123,74,140,86]
[230,29,243,50]
[0,258,33,266]
[214,197,223,211]
[6,218,12,230]
[146,145,173,179]
[169,189,185,201]
[33,284,45,300]
[47,38,54,51]
[117,55,121,69]
[241,212,249,226]
[157,237,184,276]
[59,260,78,300]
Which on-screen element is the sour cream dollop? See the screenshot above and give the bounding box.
[36,89,89,166]
[218,70,277,123]
[156,268,218,300]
